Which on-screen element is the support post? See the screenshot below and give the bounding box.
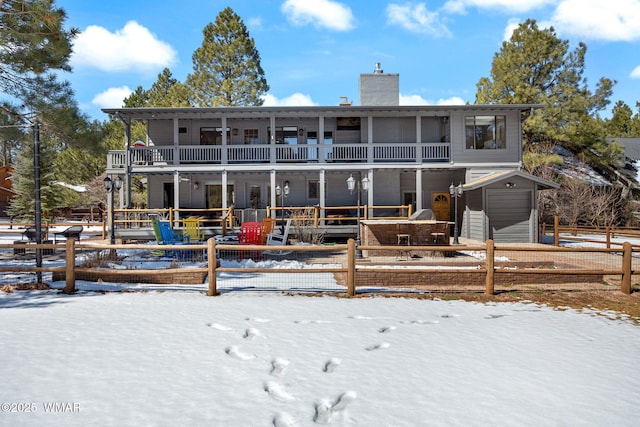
[554,215,559,247]
[485,239,495,295]
[63,238,76,294]
[347,238,356,297]
[622,241,632,295]
[207,238,218,296]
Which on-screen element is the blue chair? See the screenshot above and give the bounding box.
[157,221,190,258]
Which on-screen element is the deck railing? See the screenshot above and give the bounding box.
[107,142,450,169]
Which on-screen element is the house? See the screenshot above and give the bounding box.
[0,165,15,217]
[103,64,558,243]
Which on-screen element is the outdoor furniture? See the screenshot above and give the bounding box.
[429,222,449,244]
[260,218,275,244]
[183,217,205,241]
[156,221,191,258]
[54,225,83,243]
[238,222,262,245]
[263,219,293,256]
[22,226,48,242]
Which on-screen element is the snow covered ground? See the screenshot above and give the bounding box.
[1,292,639,426]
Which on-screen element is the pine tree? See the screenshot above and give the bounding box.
[475,19,619,170]
[125,68,190,108]
[186,7,269,107]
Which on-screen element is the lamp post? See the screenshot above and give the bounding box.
[449,183,462,245]
[104,175,123,245]
[347,173,369,257]
[275,180,290,223]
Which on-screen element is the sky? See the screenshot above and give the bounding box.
[52,0,640,121]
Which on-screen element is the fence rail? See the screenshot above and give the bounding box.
[0,239,635,296]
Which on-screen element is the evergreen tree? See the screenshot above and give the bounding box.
[7,128,67,221]
[185,7,269,107]
[0,0,78,119]
[606,101,640,137]
[125,68,190,108]
[475,19,619,170]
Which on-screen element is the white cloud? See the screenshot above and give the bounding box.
[551,0,640,41]
[386,3,452,38]
[400,94,466,105]
[443,0,555,14]
[262,93,318,106]
[502,17,521,41]
[631,65,640,78]
[281,0,355,31]
[92,86,132,108]
[71,21,177,73]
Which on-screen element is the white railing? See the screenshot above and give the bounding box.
[107,141,451,169]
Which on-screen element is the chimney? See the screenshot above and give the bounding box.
[359,62,399,106]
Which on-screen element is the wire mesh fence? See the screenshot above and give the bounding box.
[0,240,637,295]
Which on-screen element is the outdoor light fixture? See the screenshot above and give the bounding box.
[103,175,123,245]
[275,180,290,222]
[347,173,370,257]
[449,183,463,245]
[505,182,516,188]
[232,128,239,136]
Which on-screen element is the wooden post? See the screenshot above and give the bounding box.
[554,215,559,247]
[485,239,495,295]
[622,241,632,295]
[605,226,611,249]
[346,238,355,297]
[207,238,218,296]
[63,238,76,294]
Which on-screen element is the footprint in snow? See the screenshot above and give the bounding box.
[270,358,290,377]
[294,319,332,324]
[365,342,390,351]
[485,314,507,319]
[246,317,271,323]
[272,412,297,427]
[224,345,255,361]
[206,323,233,331]
[322,358,341,373]
[264,381,295,402]
[314,391,357,424]
[409,320,439,325]
[440,313,460,319]
[243,327,261,339]
[378,326,397,333]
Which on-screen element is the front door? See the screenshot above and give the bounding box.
[432,192,450,220]
[206,184,234,208]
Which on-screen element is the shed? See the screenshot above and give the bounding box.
[460,170,559,243]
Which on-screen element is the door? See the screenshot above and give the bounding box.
[487,190,532,242]
[432,192,450,220]
[206,184,234,208]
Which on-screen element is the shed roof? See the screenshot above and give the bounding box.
[462,170,559,191]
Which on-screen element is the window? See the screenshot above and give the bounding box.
[337,117,360,131]
[465,116,505,149]
[268,127,299,145]
[244,129,259,145]
[200,127,230,145]
[308,180,320,199]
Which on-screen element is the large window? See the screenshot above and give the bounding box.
[200,127,230,145]
[244,129,259,145]
[465,116,505,149]
[268,126,299,145]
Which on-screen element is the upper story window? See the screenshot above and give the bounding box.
[244,129,259,145]
[465,116,506,149]
[200,127,229,145]
[268,126,299,145]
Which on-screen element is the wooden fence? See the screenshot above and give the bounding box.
[0,239,635,296]
[541,216,640,248]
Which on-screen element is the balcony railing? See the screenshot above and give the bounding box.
[107,142,450,169]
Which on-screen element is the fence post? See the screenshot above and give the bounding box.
[485,239,495,295]
[554,215,559,247]
[347,238,355,297]
[63,238,76,294]
[622,241,632,295]
[207,238,218,296]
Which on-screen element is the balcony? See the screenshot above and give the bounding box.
[107,142,450,170]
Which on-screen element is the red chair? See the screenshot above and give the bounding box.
[238,222,262,259]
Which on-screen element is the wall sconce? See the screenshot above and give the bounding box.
[505,182,516,188]
[232,128,239,136]
[298,128,304,136]
[193,181,199,190]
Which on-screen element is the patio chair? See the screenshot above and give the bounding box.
[238,221,263,259]
[53,225,83,243]
[260,218,275,244]
[157,221,191,258]
[429,221,449,245]
[183,217,205,241]
[264,219,292,256]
